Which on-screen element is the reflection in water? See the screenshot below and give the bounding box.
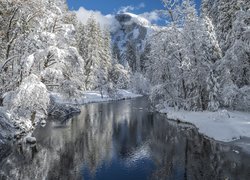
[0,97,250,180]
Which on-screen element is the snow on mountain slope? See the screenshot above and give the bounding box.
[117,13,151,27]
[112,13,162,69]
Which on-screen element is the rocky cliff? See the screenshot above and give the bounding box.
[112,13,159,72]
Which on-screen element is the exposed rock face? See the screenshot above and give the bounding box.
[114,13,148,48]
[112,13,155,71]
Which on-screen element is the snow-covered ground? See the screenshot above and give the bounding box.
[159,108,250,142]
[51,89,142,105]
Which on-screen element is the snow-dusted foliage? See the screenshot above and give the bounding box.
[145,0,250,111]
[147,0,223,111]
[9,74,50,118]
[130,72,150,95]
[109,64,130,89]
[0,0,87,139]
[0,0,87,100]
[76,17,113,92]
[202,0,250,111]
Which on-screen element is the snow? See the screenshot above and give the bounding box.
[12,74,50,116]
[133,28,140,39]
[123,13,151,26]
[51,89,142,105]
[41,120,46,125]
[22,54,35,72]
[0,107,14,140]
[159,108,250,142]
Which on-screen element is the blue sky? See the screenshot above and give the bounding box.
[67,0,202,26]
[66,0,202,15]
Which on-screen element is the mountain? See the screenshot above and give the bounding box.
[111,13,160,72]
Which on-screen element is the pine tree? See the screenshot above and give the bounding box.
[83,16,102,90]
[125,41,137,72]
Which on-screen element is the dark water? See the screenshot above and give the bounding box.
[1,97,250,180]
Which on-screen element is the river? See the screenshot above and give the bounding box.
[0,97,250,180]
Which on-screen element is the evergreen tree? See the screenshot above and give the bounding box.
[125,41,137,72]
[83,16,102,90]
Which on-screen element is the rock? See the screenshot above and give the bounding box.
[26,136,36,144]
[112,13,154,72]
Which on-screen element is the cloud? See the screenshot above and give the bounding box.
[73,6,163,32]
[118,2,146,13]
[74,7,120,32]
[118,6,135,13]
[140,11,161,24]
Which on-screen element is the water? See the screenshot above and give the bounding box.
[1,97,250,180]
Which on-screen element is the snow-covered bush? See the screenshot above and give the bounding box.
[9,74,50,118]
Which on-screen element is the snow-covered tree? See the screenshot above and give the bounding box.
[81,17,102,90]
[76,23,88,63]
[97,28,113,96]
[147,0,224,111]
[217,9,250,110]
[76,17,114,93]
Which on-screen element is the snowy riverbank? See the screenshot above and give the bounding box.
[159,108,250,142]
[50,89,142,105]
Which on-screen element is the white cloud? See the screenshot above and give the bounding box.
[118,6,135,13]
[74,7,120,32]
[140,11,161,24]
[73,6,163,32]
[118,2,146,13]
